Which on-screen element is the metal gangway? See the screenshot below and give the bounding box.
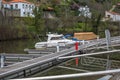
[11,49,120,80]
[0,33,120,80]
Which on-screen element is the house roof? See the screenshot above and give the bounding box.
[43,7,54,11]
[47,7,54,10]
[2,0,32,4]
[2,0,8,4]
[10,0,32,4]
[117,2,120,6]
[106,11,120,15]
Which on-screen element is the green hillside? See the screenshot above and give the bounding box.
[0,0,120,41]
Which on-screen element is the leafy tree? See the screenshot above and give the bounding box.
[91,14,101,35]
[33,6,45,35]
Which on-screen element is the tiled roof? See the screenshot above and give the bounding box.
[10,0,32,4]
[106,11,120,15]
[2,0,8,4]
[2,0,32,4]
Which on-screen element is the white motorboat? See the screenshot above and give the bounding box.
[35,33,78,49]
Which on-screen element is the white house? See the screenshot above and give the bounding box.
[105,11,120,21]
[2,0,35,17]
[78,5,92,18]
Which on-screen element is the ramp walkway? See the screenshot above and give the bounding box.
[0,36,119,79]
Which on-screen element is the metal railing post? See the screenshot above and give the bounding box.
[0,54,5,68]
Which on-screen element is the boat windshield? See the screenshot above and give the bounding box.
[51,36,64,40]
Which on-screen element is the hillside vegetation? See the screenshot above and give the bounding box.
[0,0,120,41]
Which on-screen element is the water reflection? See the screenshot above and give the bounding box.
[0,39,36,53]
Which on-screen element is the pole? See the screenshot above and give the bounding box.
[82,40,85,45]
[75,42,78,50]
[105,29,111,70]
[96,36,99,49]
[0,54,4,68]
[56,45,59,52]
[105,29,111,50]
[75,42,79,66]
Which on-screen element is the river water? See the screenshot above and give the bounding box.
[0,39,36,53]
[0,40,112,80]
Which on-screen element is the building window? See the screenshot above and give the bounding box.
[23,4,24,8]
[15,4,18,9]
[28,12,30,16]
[29,5,31,9]
[23,12,25,15]
[32,6,34,9]
[26,5,28,8]
[1,4,4,8]
[5,4,7,7]
[107,15,110,18]
[10,5,13,9]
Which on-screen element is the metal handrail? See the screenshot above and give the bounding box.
[58,49,120,59]
[11,69,120,80]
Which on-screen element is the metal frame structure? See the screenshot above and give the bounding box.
[80,57,120,69]
[11,69,120,80]
[58,49,120,59]
[11,49,120,80]
[2,36,120,79]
